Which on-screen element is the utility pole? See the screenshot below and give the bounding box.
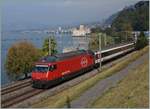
[126,31,127,43]
[86,34,88,50]
[62,34,64,52]
[104,33,107,46]
[49,36,51,55]
[99,33,102,71]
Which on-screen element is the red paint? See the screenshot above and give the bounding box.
[32,52,95,81]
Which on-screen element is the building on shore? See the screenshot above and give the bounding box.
[72,25,91,36]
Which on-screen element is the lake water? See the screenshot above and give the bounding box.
[1,31,89,86]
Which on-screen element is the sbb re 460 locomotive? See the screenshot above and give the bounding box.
[31,50,100,88]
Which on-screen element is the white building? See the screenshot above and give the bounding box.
[72,25,91,36]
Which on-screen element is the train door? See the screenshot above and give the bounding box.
[94,51,101,63]
[94,51,101,68]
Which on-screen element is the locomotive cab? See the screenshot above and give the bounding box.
[31,64,57,88]
[32,64,57,78]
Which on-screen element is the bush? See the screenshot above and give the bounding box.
[135,31,148,50]
[5,41,42,80]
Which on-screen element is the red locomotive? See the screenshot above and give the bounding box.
[32,50,100,88]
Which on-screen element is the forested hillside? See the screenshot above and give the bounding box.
[111,1,149,32]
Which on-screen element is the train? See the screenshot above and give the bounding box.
[32,50,100,88]
[31,43,135,89]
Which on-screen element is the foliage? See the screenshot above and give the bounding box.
[91,27,103,33]
[104,28,113,36]
[88,33,115,50]
[135,31,149,50]
[88,33,99,51]
[42,36,57,56]
[93,1,148,45]
[5,41,42,80]
[111,1,149,31]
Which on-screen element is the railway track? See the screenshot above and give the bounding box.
[1,79,32,95]
[1,69,99,108]
[1,88,44,108]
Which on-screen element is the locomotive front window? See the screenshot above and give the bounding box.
[33,66,48,73]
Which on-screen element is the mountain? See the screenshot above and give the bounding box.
[104,1,149,31]
[102,12,119,29]
[112,1,149,31]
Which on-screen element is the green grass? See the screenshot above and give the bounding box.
[32,46,149,108]
[91,60,149,108]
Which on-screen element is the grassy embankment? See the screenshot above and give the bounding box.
[91,59,149,108]
[32,46,149,108]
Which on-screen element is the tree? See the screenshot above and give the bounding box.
[104,27,113,36]
[42,36,57,56]
[5,41,42,80]
[91,27,103,33]
[111,1,149,31]
[88,33,99,51]
[135,31,148,50]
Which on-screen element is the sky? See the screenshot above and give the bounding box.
[2,0,142,31]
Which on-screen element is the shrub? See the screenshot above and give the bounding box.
[5,41,42,80]
[135,31,148,50]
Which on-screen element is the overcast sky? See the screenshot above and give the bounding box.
[2,0,142,30]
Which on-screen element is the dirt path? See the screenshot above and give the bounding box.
[69,52,148,108]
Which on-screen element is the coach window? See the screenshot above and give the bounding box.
[49,64,57,71]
